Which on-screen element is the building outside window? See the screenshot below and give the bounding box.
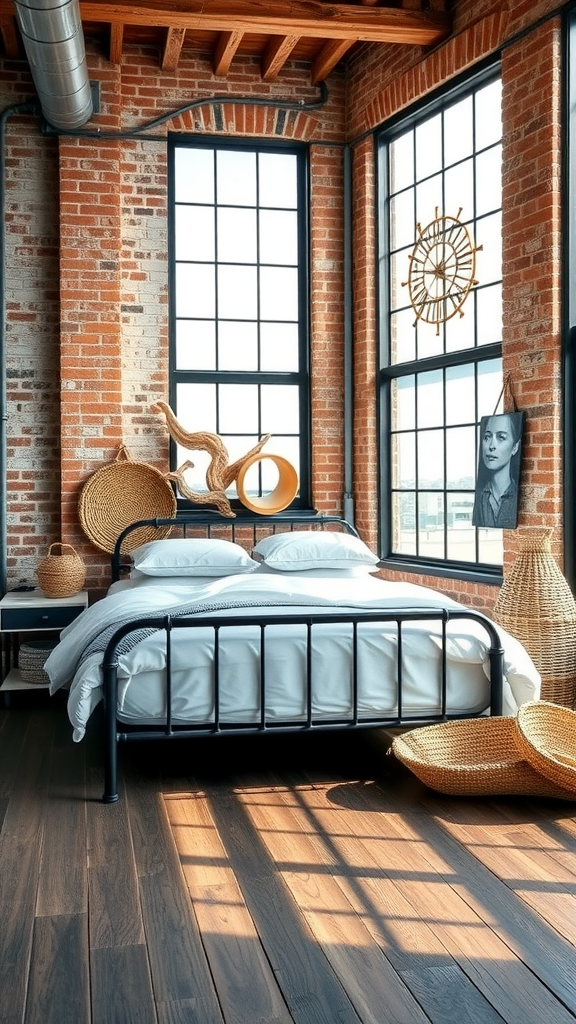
[377,68,504,577]
[169,138,310,510]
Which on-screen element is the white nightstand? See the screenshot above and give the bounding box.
[0,589,88,696]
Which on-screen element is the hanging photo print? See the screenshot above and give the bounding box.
[472,410,525,529]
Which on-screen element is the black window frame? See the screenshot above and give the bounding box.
[376,60,505,585]
[563,6,576,590]
[167,134,312,513]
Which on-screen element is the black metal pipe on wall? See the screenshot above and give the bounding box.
[343,143,355,527]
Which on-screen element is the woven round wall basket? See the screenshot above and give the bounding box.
[19,640,59,684]
[78,445,177,554]
[37,543,86,598]
[493,530,576,708]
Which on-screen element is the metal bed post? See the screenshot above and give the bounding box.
[102,652,120,803]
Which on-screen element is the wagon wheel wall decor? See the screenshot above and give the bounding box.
[403,207,482,335]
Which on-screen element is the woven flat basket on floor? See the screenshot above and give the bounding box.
[19,640,59,684]
[391,715,575,799]
[515,701,576,794]
[78,445,177,554]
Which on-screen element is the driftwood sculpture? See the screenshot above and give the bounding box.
[152,400,271,517]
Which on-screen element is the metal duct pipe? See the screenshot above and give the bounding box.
[12,0,93,129]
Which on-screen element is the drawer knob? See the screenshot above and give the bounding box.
[41,614,49,621]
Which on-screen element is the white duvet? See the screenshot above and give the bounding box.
[45,570,540,741]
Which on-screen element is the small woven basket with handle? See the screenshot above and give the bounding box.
[37,543,86,598]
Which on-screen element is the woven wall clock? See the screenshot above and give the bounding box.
[403,207,481,334]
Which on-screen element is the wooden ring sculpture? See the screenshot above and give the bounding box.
[236,453,299,514]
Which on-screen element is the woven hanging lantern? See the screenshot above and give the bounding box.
[493,530,576,708]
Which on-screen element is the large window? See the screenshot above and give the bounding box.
[378,69,504,577]
[168,138,310,509]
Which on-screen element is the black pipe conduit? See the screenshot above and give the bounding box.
[42,82,328,140]
[343,142,354,527]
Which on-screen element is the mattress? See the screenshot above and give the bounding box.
[45,570,541,741]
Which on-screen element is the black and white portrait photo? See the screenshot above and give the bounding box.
[472,411,525,529]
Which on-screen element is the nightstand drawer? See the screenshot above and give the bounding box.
[0,605,85,631]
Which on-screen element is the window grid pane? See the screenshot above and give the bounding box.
[171,141,308,505]
[382,73,503,572]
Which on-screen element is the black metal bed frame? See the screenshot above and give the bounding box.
[102,513,505,803]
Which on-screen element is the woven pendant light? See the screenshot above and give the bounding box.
[493,530,576,707]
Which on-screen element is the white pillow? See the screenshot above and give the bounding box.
[254,563,378,578]
[131,538,259,576]
[251,530,380,572]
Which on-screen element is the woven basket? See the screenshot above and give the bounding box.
[493,530,576,708]
[19,640,59,684]
[391,716,575,799]
[78,445,177,554]
[37,543,86,598]
[514,701,576,795]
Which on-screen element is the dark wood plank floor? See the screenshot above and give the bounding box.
[1,695,576,1024]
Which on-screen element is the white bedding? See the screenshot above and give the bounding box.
[45,571,541,741]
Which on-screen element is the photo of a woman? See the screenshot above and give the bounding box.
[472,411,525,529]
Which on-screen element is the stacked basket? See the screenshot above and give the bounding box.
[19,639,59,684]
[391,701,576,799]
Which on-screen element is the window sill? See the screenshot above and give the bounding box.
[379,557,503,588]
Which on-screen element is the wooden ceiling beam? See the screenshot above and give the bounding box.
[109,21,124,64]
[161,25,186,71]
[311,38,355,84]
[71,1,450,47]
[261,35,299,82]
[0,16,19,59]
[213,30,243,76]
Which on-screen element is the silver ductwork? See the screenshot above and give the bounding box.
[12,0,93,129]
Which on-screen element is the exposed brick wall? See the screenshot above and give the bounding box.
[350,136,378,556]
[54,55,346,594]
[310,142,346,513]
[3,113,60,585]
[0,0,567,615]
[58,130,123,594]
[500,20,563,572]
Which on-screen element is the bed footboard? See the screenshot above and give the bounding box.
[101,607,504,803]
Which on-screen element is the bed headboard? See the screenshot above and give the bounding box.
[111,512,360,583]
